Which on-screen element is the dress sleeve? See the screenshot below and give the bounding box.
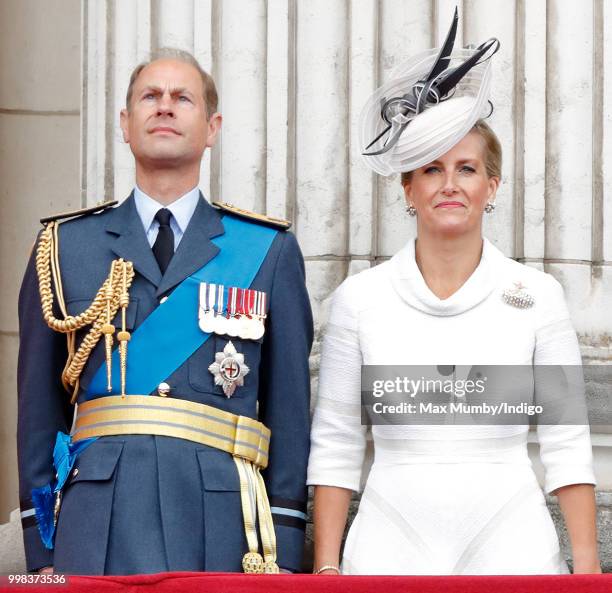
[306,277,367,493]
[534,275,596,495]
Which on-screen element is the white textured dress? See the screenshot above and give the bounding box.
[307,238,596,575]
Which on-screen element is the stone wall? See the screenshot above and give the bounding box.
[0,0,81,523]
[0,0,610,574]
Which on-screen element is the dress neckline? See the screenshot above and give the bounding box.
[388,237,504,316]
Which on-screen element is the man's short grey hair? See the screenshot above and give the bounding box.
[125,47,218,117]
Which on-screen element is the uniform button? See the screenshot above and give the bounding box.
[158,382,171,397]
[160,296,169,304]
[72,468,79,478]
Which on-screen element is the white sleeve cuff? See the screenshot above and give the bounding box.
[545,466,597,495]
[306,471,362,493]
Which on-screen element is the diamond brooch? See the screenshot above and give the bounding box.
[502,281,535,309]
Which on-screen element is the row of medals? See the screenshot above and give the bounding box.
[199,282,266,340]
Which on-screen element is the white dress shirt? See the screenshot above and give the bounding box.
[133,185,201,250]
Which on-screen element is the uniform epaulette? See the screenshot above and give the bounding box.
[40,200,118,225]
[212,201,291,231]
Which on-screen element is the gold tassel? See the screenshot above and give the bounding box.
[116,261,131,397]
[101,268,116,392]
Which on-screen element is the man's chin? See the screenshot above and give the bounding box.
[134,150,199,168]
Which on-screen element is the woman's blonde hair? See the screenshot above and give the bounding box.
[400,119,502,185]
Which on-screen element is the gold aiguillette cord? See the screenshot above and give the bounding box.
[35,221,135,403]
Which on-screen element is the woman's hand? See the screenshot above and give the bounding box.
[572,560,602,574]
[37,566,54,574]
[572,548,602,574]
[312,486,352,577]
[554,483,601,574]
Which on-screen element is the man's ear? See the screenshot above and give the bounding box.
[119,108,130,143]
[205,112,223,148]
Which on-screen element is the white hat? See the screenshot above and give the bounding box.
[359,9,499,176]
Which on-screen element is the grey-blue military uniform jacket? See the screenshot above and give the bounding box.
[17,193,313,574]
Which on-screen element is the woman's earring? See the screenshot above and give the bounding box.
[406,204,417,217]
[484,202,496,214]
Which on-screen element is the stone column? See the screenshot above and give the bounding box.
[0,0,81,522]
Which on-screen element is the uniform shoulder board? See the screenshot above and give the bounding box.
[212,201,291,231]
[40,200,118,225]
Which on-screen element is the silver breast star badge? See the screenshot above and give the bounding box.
[502,281,535,309]
[208,340,250,397]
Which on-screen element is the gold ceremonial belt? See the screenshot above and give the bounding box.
[72,395,270,469]
[73,395,279,573]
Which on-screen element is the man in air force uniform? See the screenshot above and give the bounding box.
[17,48,313,575]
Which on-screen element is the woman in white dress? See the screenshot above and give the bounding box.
[307,12,600,576]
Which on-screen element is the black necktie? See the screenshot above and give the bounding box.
[152,208,175,274]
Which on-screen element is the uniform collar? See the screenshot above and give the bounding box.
[105,191,224,293]
[389,237,505,316]
[134,185,201,235]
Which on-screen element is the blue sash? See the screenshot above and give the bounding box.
[88,215,278,396]
[33,215,278,548]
